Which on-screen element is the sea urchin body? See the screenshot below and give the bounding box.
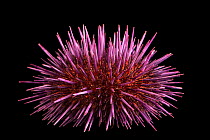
[19,25,183,132]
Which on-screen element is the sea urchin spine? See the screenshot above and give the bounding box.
[19,25,183,132]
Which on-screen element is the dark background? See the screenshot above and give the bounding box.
[14,10,194,138]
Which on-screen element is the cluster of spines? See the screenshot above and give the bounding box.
[19,25,183,132]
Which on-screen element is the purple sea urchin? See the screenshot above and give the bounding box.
[19,25,183,132]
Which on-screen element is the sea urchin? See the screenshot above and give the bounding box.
[19,25,183,132]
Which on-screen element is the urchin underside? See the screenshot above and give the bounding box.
[19,25,183,132]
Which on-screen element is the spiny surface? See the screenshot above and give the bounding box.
[19,25,183,132]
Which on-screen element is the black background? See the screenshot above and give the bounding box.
[14,8,195,138]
